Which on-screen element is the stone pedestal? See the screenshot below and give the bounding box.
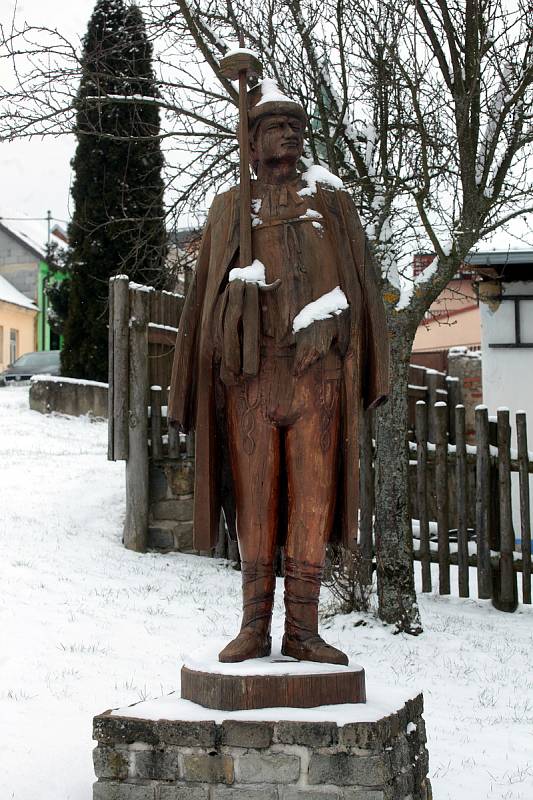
[93,693,431,799]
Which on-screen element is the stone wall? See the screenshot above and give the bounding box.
[447,349,482,442]
[29,376,108,418]
[93,696,431,800]
[148,458,194,552]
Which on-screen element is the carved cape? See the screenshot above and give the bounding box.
[168,183,389,552]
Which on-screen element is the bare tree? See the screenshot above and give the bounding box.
[2,0,531,630]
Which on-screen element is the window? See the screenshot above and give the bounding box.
[9,329,18,364]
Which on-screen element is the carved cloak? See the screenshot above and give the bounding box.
[168,183,389,552]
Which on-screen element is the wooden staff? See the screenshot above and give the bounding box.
[219,38,263,377]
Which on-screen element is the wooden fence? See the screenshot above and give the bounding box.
[359,401,532,607]
[108,276,187,550]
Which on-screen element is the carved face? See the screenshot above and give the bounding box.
[249,114,304,170]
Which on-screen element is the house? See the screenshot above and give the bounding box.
[411,253,481,372]
[0,217,63,351]
[468,247,533,423]
[0,273,38,370]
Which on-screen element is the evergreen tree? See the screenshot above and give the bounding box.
[62,0,166,381]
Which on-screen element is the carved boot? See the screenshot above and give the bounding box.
[218,560,275,662]
[281,557,349,666]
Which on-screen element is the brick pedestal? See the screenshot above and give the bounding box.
[93,694,432,800]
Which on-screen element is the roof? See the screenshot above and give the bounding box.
[0,273,38,311]
[465,249,533,266]
[0,217,46,261]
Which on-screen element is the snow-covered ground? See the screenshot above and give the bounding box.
[1,385,532,800]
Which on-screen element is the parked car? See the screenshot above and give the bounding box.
[0,350,61,386]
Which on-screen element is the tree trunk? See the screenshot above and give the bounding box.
[374,315,422,634]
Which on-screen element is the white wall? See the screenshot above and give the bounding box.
[480,281,533,547]
[481,282,533,420]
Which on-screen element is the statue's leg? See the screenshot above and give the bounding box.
[282,366,348,665]
[218,380,280,663]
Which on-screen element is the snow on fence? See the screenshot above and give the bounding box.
[107,276,188,550]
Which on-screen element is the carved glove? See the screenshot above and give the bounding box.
[293,308,350,377]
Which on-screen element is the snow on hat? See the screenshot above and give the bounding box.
[248,78,307,127]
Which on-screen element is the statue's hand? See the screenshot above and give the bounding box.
[293,317,337,376]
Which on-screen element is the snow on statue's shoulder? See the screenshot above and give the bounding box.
[293,287,349,333]
[256,77,293,106]
[229,259,267,286]
[298,165,344,197]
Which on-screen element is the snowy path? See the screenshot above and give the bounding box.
[1,386,532,799]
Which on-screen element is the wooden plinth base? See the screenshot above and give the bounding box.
[181,662,366,711]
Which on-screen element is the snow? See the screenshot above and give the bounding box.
[298,164,345,197]
[256,77,295,107]
[148,322,178,333]
[292,287,349,333]
[0,274,38,311]
[224,46,259,59]
[2,385,533,800]
[30,374,108,388]
[183,642,360,676]
[228,258,268,286]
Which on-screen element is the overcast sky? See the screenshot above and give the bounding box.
[1,0,95,243]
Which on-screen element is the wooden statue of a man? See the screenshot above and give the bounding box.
[169,78,389,666]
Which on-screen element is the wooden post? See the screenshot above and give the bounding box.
[455,405,470,598]
[359,408,374,585]
[107,277,115,461]
[124,287,150,552]
[435,401,450,594]
[426,370,439,442]
[446,376,461,444]
[150,386,163,461]
[415,401,431,592]
[517,411,531,604]
[475,406,492,599]
[111,276,130,461]
[168,416,181,458]
[497,408,515,605]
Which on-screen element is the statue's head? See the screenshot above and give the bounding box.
[247,79,307,174]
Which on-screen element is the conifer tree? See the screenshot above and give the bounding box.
[62,0,166,381]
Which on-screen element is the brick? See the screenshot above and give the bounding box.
[281,788,342,799]
[392,768,414,797]
[93,745,129,779]
[181,753,234,784]
[148,523,175,550]
[165,460,195,496]
[275,721,338,747]
[131,747,180,780]
[93,783,156,800]
[93,715,217,749]
[390,734,410,774]
[308,754,390,787]
[152,498,193,522]
[159,787,210,800]
[342,791,387,800]
[149,464,168,502]
[237,751,300,784]
[211,787,278,800]
[220,720,274,748]
[156,720,217,748]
